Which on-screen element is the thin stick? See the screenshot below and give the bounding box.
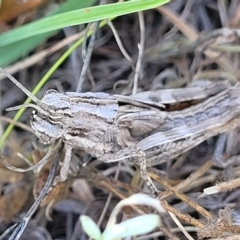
[97,162,121,227]
[152,174,213,220]
[2,140,61,173]
[76,21,98,92]
[132,11,145,95]
[0,116,33,133]
[0,68,39,103]
[107,19,134,68]
[168,211,195,240]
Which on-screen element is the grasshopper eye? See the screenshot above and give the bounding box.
[31,110,37,120]
[31,109,47,121]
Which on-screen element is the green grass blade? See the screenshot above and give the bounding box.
[0,0,169,47]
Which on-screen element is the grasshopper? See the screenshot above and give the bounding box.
[1,68,238,194]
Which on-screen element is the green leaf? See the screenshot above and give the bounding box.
[102,214,160,240]
[80,215,102,240]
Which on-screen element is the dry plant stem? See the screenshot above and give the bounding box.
[168,211,195,240]
[156,216,180,240]
[165,0,194,38]
[157,6,240,77]
[160,160,213,199]
[0,145,63,240]
[106,19,134,67]
[203,177,240,195]
[0,31,85,80]
[89,177,147,215]
[157,6,198,40]
[137,227,199,239]
[217,0,228,27]
[152,174,213,220]
[146,29,223,61]
[132,11,145,95]
[2,139,62,174]
[162,201,205,229]
[0,116,33,133]
[76,21,99,92]
[90,176,133,199]
[92,177,129,199]
[81,24,90,60]
[214,225,240,236]
[102,164,135,177]
[76,0,107,92]
[17,152,34,167]
[97,162,121,227]
[210,235,240,240]
[97,188,113,226]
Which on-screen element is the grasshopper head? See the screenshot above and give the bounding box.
[1,69,70,145]
[30,109,64,144]
[30,90,73,144]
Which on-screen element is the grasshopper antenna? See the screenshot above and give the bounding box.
[0,68,40,104]
[6,103,45,112]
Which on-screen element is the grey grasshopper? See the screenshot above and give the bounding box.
[2,68,239,193]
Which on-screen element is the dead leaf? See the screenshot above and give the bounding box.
[0,0,50,23]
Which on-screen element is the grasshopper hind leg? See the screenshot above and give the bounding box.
[138,150,159,196]
[53,143,73,185]
[100,147,159,195]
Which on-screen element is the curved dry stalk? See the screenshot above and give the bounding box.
[2,140,61,173]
